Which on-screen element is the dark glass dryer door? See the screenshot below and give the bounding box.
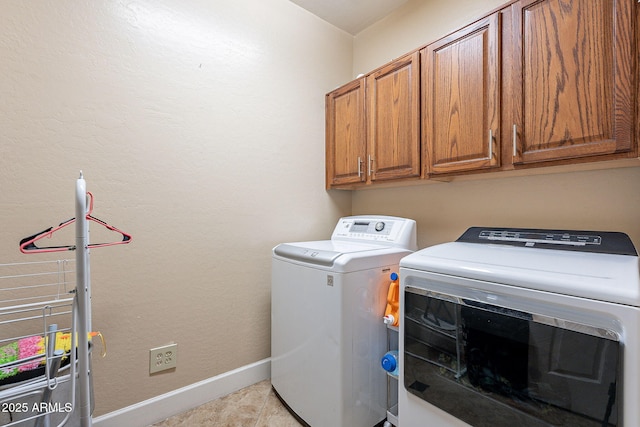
[404,286,621,427]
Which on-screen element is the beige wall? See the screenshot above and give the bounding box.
[0,0,352,416]
[352,0,640,249]
[352,168,640,248]
[2,0,639,419]
[354,0,506,73]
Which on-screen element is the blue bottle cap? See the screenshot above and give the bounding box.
[381,353,397,372]
[390,272,398,281]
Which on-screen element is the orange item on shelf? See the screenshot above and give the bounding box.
[383,272,400,327]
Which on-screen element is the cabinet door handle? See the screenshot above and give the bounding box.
[488,129,493,159]
[368,155,374,176]
[512,124,518,157]
[357,156,363,178]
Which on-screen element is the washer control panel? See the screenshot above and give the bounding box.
[331,216,417,250]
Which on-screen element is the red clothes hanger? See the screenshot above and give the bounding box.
[19,192,132,254]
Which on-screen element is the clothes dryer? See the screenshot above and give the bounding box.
[399,227,640,427]
[271,216,417,427]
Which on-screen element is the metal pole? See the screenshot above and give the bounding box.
[75,172,92,427]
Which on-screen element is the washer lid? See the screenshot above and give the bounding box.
[273,240,385,267]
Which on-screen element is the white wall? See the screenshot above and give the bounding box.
[0,0,352,415]
[351,0,640,249]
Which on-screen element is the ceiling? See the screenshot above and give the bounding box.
[289,0,409,35]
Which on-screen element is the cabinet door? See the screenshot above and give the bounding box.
[325,79,366,188]
[423,13,501,175]
[367,51,421,182]
[511,0,635,164]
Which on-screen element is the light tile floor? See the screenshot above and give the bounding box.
[149,380,304,427]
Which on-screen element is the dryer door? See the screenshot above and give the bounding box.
[403,285,621,427]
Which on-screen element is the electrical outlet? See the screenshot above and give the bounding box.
[149,343,178,374]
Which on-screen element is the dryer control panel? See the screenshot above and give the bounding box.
[332,216,417,250]
[458,227,637,256]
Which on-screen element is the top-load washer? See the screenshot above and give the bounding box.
[271,216,417,427]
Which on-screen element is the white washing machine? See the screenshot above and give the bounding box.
[271,216,417,427]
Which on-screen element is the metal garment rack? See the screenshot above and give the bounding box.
[1,173,130,427]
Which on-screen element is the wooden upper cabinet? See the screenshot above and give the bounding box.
[325,78,366,188]
[422,13,501,175]
[366,51,421,182]
[326,0,638,190]
[511,0,635,164]
[326,52,420,188]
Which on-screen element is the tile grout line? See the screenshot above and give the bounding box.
[253,385,271,427]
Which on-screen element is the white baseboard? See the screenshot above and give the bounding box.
[93,358,271,427]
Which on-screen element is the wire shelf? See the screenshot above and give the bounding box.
[0,260,79,427]
[0,261,75,310]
